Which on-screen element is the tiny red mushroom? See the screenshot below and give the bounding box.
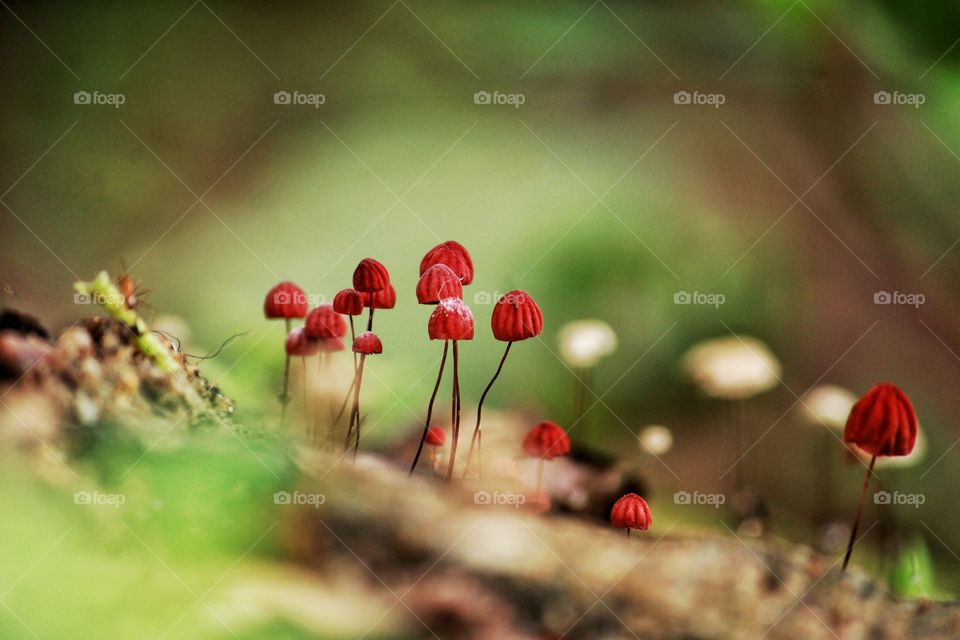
[416,264,463,305]
[264,281,308,428]
[369,283,397,310]
[425,426,445,473]
[463,290,543,478]
[523,420,571,495]
[610,493,652,537]
[285,326,321,434]
[353,258,390,331]
[304,304,347,340]
[841,382,918,571]
[333,288,364,343]
[419,240,474,285]
[421,298,474,479]
[345,331,382,458]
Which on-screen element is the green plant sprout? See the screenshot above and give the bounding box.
[73,271,179,372]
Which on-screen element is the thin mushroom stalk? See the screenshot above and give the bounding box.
[345,331,383,458]
[410,340,449,474]
[445,340,462,480]
[463,341,512,479]
[280,318,292,428]
[842,454,876,572]
[263,281,308,427]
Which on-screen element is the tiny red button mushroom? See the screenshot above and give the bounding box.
[352,331,382,355]
[426,425,445,446]
[264,281,308,319]
[285,326,318,357]
[420,240,474,285]
[523,420,571,496]
[417,264,463,305]
[428,298,475,341]
[841,382,918,571]
[305,304,347,340]
[264,281,309,428]
[333,289,364,316]
[463,290,543,479]
[610,493,652,536]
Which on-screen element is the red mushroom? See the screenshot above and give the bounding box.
[841,383,917,571]
[304,304,347,340]
[333,288,364,345]
[344,331,382,458]
[416,264,463,305]
[264,281,308,428]
[419,240,474,285]
[463,290,543,478]
[353,258,390,331]
[610,493,652,536]
[522,420,571,494]
[425,426,445,474]
[285,326,321,435]
[369,283,397,310]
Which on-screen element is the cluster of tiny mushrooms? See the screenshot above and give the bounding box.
[262,241,920,565]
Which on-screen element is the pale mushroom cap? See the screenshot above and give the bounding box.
[681,335,781,400]
[558,320,618,368]
[638,425,673,456]
[800,385,857,430]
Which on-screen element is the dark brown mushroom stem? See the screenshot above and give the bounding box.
[842,454,877,572]
[462,341,512,479]
[280,318,292,428]
[367,292,375,331]
[409,340,449,475]
[344,354,367,459]
[445,341,461,480]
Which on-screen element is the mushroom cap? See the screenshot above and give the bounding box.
[352,331,383,355]
[304,304,347,339]
[428,298,474,341]
[680,335,780,400]
[333,289,364,316]
[558,319,617,368]
[844,382,917,457]
[610,493,652,531]
[264,281,308,319]
[491,290,543,342]
[367,283,396,309]
[416,264,463,305]
[522,420,570,460]
[425,426,445,446]
[353,258,390,293]
[285,327,320,357]
[316,336,345,353]
[800,385,857,431]
[419,240,474,285]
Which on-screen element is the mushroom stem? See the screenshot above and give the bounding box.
[626,528,631,538]
[409,340,449,475]
[349,316,358,371]
[345,354,367,460]
[301,357,308,440]
[367,293,375,332]
[445,340,461,480]
[842,454,877,572]
[462,341,512,479]
[536,458,544,494]
[280,318,292,429]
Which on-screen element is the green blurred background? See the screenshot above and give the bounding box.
[3,0,960,636]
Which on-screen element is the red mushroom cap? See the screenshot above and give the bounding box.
[316,336,345,352]
[367,283,396,309]
[419,241,474,285]
[610,493,652,531]
[428,298,475,341]
[352,331,383,355]
[491,290,543,342]
[304,304,347,339]
[417,264,463,305]
[426,426,445,446]
[844,382,917,457]
[522,420,571,460]
[333,289,364,316]
[353,258,390,293]
[285,327,320,357]
[264,281,308,319]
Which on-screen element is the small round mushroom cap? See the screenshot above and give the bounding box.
[264,281,308,319]
[352,331,383,355]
